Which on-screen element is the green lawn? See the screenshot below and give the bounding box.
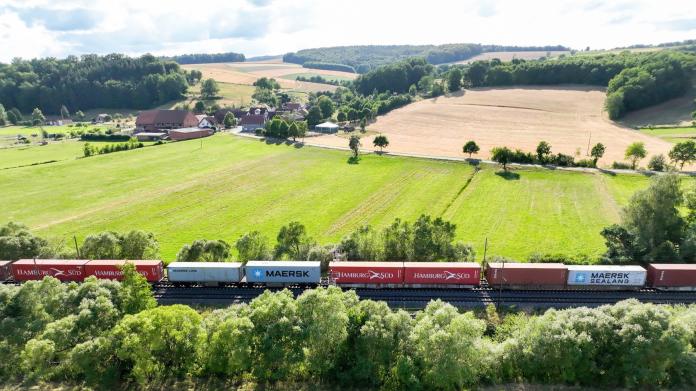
[640,126,696,143]
[189,82,255,107]
[281,73,353,83]
[1,134,650,261]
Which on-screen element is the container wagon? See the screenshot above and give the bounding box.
[84,260,164,282]
[12,259,89,282]
[167,262,243,286]
[244,261,321,286]
[485,262,567,289]
[0,261,12,282]
[330,261,404,288]
[647,264,696,291]
[566,265,646,290]
[403,262,480,288]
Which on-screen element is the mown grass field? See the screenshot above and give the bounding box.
[640,126,696,143]
[1,134,651,261]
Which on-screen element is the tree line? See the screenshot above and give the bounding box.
[0,54,191,115]
[165,52,245,65]
[283,43,570,73]
[1,276,694,389]
[461,51,696,119]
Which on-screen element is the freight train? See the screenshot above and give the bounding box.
[2,259,696,291]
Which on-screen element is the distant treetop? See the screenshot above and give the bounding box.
[166,52,245,65]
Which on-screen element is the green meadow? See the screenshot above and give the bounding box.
[0,134,650,261]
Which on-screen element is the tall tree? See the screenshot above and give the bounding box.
[274,222,311,260]
[491,146,513,170]
[462,140,480,158]
[235,231,270,262]
[200,78,220,99]
[591,142,606,165]
[306,106,322,128]
[0,104,6,126]
[31,108,45,125]
[625,142,647,169]
[447,68,463,92]
[536,141,552,163]
[373,135,389,152]
[317,96,335,119]
[176,239,231,262]
[223,112,236,129]
[349,135,361,158]
[668,140,696,169]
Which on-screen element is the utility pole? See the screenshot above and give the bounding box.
[73,235,80,259]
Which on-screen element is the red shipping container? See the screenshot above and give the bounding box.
[485,262,567,287]
[12,259,88,282]
[0,261,12,281]
[330,262,404,284]
[404,262,481,285]
[85,260,164,282]
[648,264,696,288]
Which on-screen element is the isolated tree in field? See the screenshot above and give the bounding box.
[447,68,463,92]
[223,112,236,129]
[0,104,6,126]
[648,154,667,172]
[669,140,696,169]
[253,77,280,90]
[463,140,480,158]
[60,105,70,119]
[536,141,552,164]
[349,135,361,158]
[318,96,335,119]
[591,142,606,165]
[373,135,389,152]
[201,78,220,98]
[625,141,647,169]
[194,101,206,113]
[74,110,85,121]
[491,146,513,171]
[31,108,45,125]
[306,106,322,128]
[337,111,347,122]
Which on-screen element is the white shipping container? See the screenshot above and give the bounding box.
[167,262,243,283]
[245,261,321,284]
[567,265,646,286]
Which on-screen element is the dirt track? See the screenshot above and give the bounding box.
[309,86,675,167]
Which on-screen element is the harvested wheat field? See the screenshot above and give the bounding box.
[182,61,357,93]
[310,85,674,167]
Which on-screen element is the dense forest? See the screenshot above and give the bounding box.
[462,51,696,118]
[167,52,245,64]
[0,54,190,114]
[354,57,434,94]
[283,43,569,73]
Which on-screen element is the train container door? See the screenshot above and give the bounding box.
[0,261,12,281]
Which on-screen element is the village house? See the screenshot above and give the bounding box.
[135,110,199,132]
[239,114,266,131]
[195,114,217,128]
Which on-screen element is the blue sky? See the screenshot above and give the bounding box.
[0,0,695,62]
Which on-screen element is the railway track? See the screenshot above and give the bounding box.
[153,286,696,309]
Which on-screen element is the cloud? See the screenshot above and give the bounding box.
[655,18,696,31]
[9,6,102,31]
[477,0,497,17]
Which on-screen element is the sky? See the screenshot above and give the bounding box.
[0,0,695,62]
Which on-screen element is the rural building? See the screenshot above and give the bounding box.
[94,114,110,123]
[135,132,166,141]
[315,121,339,133]
[214,108,247,123]
[135,110,198,132]
[196,115,217,128]
[169,127,213,141]
[239,115,266,131]
[282,102,304,111]
[45,117,73,126]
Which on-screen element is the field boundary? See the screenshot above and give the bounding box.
[230,131,696,176]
